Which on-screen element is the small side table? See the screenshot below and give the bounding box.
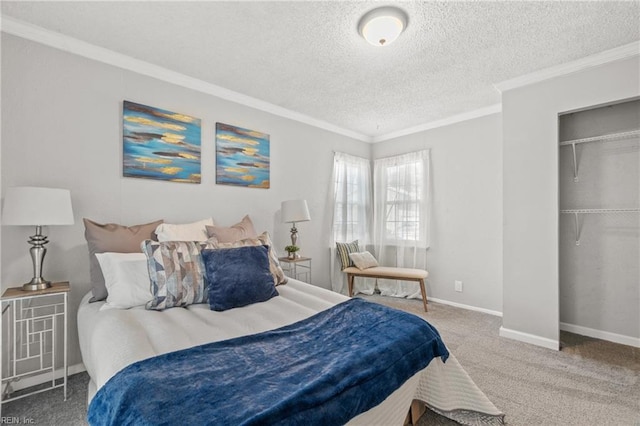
[278,257,312,283]
[0,282,69,410]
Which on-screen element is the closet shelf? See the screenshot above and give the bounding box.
[559,129,640,182]
[559,129,640,147]
[561,208,640,245]
[560,208,640,214]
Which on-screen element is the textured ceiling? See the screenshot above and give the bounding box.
[2,1,639,140]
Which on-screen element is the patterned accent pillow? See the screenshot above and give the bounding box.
[211,231,287,285]
[141,240,212,310]
[348,251,379,270]
[336,240,359,270]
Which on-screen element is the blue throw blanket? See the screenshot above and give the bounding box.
[88,298,449,426]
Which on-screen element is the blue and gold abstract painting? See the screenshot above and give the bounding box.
[216,123,270,189]
[123,101,201,183]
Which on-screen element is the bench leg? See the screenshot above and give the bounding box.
[347,274,354,297]
[418,279,428,312]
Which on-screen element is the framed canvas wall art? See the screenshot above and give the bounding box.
[123,101,201,183]
[215,122,270,189]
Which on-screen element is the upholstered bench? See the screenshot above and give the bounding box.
[344,266,429,312]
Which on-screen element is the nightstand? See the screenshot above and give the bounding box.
[0,282,69,409]
[278,257,312,283]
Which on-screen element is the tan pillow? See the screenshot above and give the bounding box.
[211,231,287,285]
[155,218,214,242]
[348,251,379,270]
[206,215,258,243]
[84,218,163,302]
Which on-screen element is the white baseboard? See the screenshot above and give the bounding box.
[429,297,503,317]
[560,322,640,348]
[499,326,560,351]
[9,363,86,392]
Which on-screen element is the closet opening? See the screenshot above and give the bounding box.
[558,98,639,352]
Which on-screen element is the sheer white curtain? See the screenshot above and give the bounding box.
[373,150,431,298]
[329,152,374,295]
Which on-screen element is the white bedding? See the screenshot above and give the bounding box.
[78,279,503,425]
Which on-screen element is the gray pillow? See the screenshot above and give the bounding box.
[84,218,163,302]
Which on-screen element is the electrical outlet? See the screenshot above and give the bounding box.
[455,280,463,292]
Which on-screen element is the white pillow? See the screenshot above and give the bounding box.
[96,252,153,310]
[155,218,214,242]
[348,251,379,270]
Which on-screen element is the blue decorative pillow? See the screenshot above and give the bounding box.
[202,245,279,311]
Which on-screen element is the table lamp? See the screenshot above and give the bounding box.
[2,187,75,290]
[281,200,311,256]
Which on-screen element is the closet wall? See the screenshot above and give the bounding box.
[558,99,640,344]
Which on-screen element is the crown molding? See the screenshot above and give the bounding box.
[11,16,630,145]
[494,40,640,93]
[371,104,502,143]
[1,16,371,142]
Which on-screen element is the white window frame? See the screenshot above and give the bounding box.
[331,152,372,244]
[374,150,430,248]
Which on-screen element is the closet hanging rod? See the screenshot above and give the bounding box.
[559,129,640,146]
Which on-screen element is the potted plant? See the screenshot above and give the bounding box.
[284,245,300,259]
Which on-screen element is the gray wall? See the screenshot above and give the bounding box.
[501,56,640,348]
[0,34,370,368]
[372,113,503,313]
[559,100,639,340]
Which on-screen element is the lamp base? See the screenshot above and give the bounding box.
[289,223,298,247]
[22,278,51,291]
[23,225,51,291]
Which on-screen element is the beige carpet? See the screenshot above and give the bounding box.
[359,295,640,426]
[2,296,638,425]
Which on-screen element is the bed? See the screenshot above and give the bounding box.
[78,218,504,425]
[78,278,504,425]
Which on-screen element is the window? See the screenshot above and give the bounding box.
[374,150,430,247]
[384,160,423,241]
[331,152,372,243]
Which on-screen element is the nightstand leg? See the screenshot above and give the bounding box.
[63,292,68,401]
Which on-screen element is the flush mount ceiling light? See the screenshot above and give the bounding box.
[358,6,408,47]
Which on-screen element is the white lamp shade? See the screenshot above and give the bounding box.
[281,200,311,223]
[358,7,408,47]
[2,187,74,226]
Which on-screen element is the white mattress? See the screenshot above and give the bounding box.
[78,279,503,425]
